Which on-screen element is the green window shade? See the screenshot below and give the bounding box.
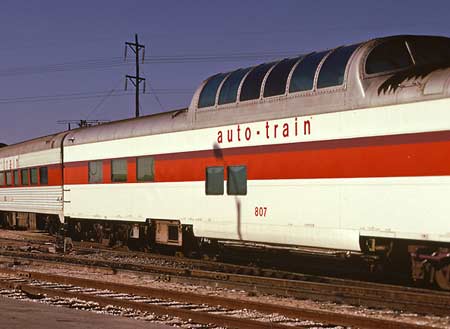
[39,167,48,185]
[137,157,154,182]
[30,168,38,185]
[227,165,247,195]
[111,159,127,182]
[88,160,103,183]
[21,169,29,185]
[206,166,224,195]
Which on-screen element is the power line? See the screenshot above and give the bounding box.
[85,78,125,119]
[0,89,193,105]
[140,58,165,113]
[0,51,305,77]
[0,58,129,77]
[143,51,306,63]
[147,81,165,113]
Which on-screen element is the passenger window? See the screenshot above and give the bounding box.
[88,160,103,183]
[289,51,329,93]
[111,159,127,182]
[137,156,154,182]
[13,170,19,186]
[30,168,38,185]
[317,44,360,89]
[21,169,29,185]
[198,73,228,108]
[263,58,299,97]
[0,172,4,186]
[206,166,224,195]
[39,167,48,185]
[6,171,12,186]
[227,165,247,195]
[365,39,413,74]
[218,68,251,105]
[240,62,276,101]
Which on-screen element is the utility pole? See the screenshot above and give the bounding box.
[125,34,146,118]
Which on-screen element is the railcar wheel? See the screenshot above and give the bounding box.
[435,265,450,290]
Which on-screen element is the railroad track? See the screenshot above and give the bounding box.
[0,267,438,329]
[0,248,450,319]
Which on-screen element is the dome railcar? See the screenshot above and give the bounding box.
[1,34,450,288]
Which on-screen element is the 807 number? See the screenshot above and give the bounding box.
[254,206,267,217]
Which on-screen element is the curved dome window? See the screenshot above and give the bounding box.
[408,36,450,66]
[218,68,251,105]
[198,73,228,108]
[240,62,276,102]
[365,39,413,75]
[263,58,299,98]
[289,51,329,93]
[317,44,360,89]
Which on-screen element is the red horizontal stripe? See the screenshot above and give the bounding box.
[63,132,450,184]
[0,164,62,188]
[5,131,450,187]
[156,140,450,182]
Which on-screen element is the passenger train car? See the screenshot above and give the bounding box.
[1,35,450,288]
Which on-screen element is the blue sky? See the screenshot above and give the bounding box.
[0,0,448,144]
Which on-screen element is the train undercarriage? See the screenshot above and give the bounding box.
[0,211,60,234]
[361,237,450,290]
[1,210,450,290]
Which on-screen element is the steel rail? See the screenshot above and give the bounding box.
[0,268,437,329]
[0,280,288,329]
[0,249,449,317]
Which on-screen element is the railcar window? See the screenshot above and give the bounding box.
[0,172,4,186]
[137,156,154,182]
[13,170,19,186]
[365,39,413,74]
[240,62,275,101]
[206,166,224,195]
[5,172,12,186]
[30,168,38,185]
[317,44,360,89]
[21,169,29,185]
[39,167,48,185]
[218,68,251,105]
[227,165,247,195]
[88,160,103,184]
[111,159,127,182]
[409,37,450,66]
[264,58,299,97]
[289,51,329,93]
[198,73,228,108]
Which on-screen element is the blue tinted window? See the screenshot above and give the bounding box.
[198,73,228,108]
[317,44,359,89]
[218,68,251,105]
[263,58,299,97]
[240,63,276,101]
[289,51,329,93]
